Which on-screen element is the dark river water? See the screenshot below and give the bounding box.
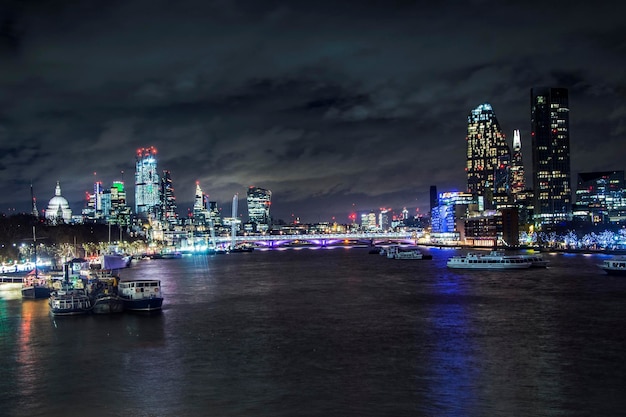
[1,247,626,417]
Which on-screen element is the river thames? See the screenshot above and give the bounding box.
[1,247,626,417]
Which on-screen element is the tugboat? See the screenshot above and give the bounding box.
[86,271,124,314]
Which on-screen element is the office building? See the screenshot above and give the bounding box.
[574,171,626,224]
[430,191,475,244]
[530,87,572,225]
[510,129,526,197]
[466,103,511,208]
[246,187,272,228]
[135,146,160,217]
[160,170,178,228]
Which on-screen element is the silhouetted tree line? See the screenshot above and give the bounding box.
[0,213,140,262]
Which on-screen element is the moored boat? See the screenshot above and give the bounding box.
[118,280,163,312]
[49,288,92,316]
[488,250,549,268]
[21,272,53,299]
[600,257,626,276]
[86,272,124,314]
[447,252,532,269]
[386,246,432,260]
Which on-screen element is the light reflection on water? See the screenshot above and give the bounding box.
[1,248,626,416]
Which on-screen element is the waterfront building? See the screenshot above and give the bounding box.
[510,129,526,197]
[530,87,572,226]
[464,208,520,247]
[466,103,512,209]
[574,171,626,224]
[160,170,178,228]
[45,181,73,224]
[246,187,272,231]
[135,146,160,218]
[430,191,475,244]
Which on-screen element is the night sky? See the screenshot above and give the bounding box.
[1,0,625,223]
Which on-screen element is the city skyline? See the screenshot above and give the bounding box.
[1,1,625,222]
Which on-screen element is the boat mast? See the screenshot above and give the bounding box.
[32,226,38,279]
[31,184,39,279]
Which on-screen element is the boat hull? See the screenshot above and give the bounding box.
[91,296,125,314]
[49,296,92,316]
[447,264,531,270]
[22,286,52,299]
[602,268,626,276]
[122,297,163,312]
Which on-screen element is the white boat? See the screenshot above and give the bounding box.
[600,257,626,276]
[118,280,163,312]
[447,252,532,269]
[488,250,549,268]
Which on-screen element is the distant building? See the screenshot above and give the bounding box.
[361,211,377,231]
[466,103,511,209]
[431,191,474,244]
[246,187,272,230]
[135,146,160,218]
[574,171,626,224]
[160,170,178,228]
[378,208,391,231]
[192,182,210,227]
[82,180,131,226]
[45,181,73,224]
[510,129,526,197]
[531,87,572,226]
[429,185,438,213]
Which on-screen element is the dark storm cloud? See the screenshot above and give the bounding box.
[0,0,625,221]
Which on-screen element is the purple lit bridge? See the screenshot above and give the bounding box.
[213,231,423,248]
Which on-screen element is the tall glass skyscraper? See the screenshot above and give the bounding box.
[246,186,272,226]
[510,129,526,197]
[466,103,511,208]
[135,146,160,217]
[530,87,571,225]
[160,170,178,228]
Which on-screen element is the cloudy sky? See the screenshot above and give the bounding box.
[1,0,625,223]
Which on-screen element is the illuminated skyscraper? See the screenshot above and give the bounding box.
[530,88,571,225]
[135,147,159,217]
[510,129,526,197]
[466,103,511,208]
[192,181,210,226]
[110,181,131,226]
[246,186,272,226]
[160,170,178,228]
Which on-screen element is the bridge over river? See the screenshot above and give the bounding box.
[210,231,423,248]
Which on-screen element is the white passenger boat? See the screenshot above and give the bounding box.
[600,257,626,276]
[447,252,532,269]
[118,280,163,312]
[488,250,549,268]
